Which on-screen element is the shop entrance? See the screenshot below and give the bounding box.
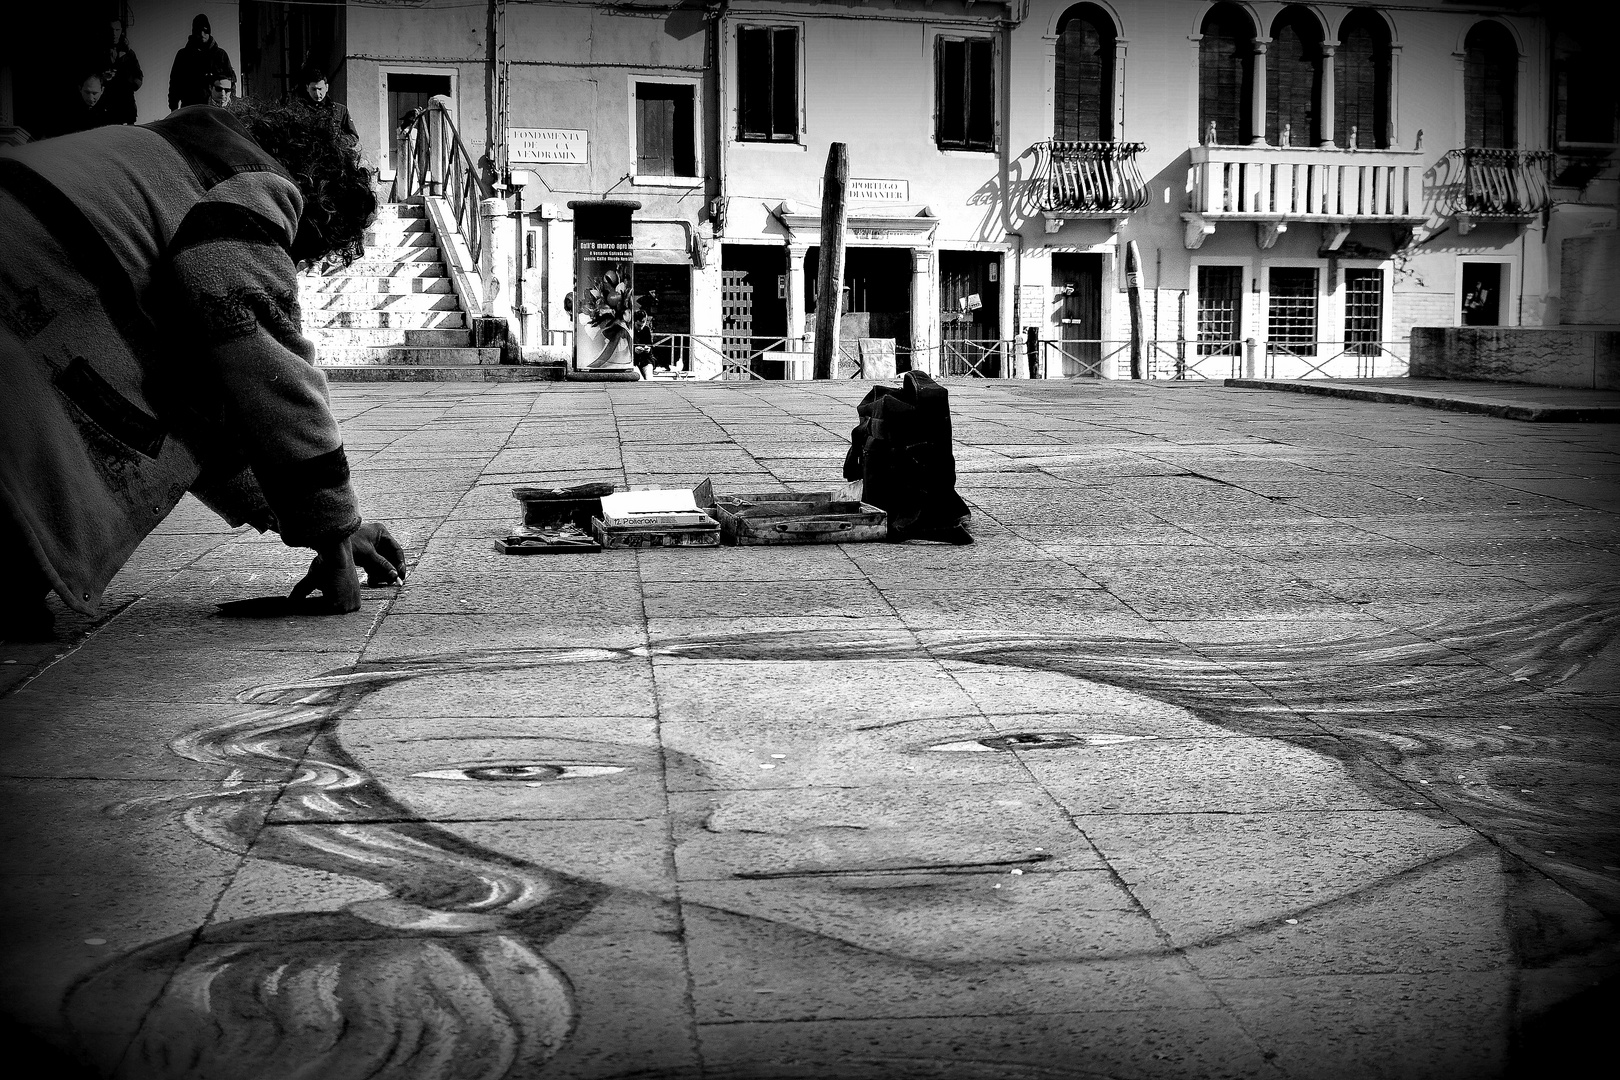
[939,251,1003,377]
[720,245,787,379]
[806,246,913,371]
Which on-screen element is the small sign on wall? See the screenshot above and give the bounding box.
[821,178,910,203]
[510,128,588,165]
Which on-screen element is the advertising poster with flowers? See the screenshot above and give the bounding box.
[575,239,636,372]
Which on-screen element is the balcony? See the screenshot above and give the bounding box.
[1182,144,1426,250]
[1439,148,1554,233]
[1035,141,1150,233]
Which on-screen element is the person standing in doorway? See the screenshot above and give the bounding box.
[289,64,358,146]
[168,14,231,112]
[100,21,143,125]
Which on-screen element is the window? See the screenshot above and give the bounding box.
[1335,12,1391,149]
[1343,269,1384,354]
[1197,266,1244,355]
[1464,23,1517,149]
[936,36,995,151]
[1267,267,1318,356]
[1199,4,1255,145]
[738,26,798,142]
[635,82,696,177]
[1267,8,1323,146]
[1054,5,1114,141]
[1558,51,1618,145]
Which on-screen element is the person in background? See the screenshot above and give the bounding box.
[168,13,231,111]
[100,21,143,125]
[288,64,358,145]
[206,68,237,110]
[0,100,406,640]
[60,72,112,135]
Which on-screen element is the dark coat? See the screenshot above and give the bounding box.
[168,36,231,110]
[101,47,144,125]
[289,92,359,145]
[0,108,362,615]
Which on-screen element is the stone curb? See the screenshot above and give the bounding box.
[1225,378,1620,423]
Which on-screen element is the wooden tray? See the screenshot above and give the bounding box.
[589,515,719,549]
[709,492,887,546]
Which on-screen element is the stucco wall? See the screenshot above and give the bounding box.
[1411,326,1620,388]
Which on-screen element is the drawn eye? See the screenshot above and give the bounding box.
[926,733,1157,753]
[411,764,630,782]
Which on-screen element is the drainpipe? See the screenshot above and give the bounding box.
[710,1,729,237]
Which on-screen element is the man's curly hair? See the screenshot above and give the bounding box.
[232,99,376,266]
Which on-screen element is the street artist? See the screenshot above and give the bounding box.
[0,102,405,639]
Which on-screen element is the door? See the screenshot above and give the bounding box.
[1461,263,1503,326]
[387,73,453,177]
[1052,254,1102,376]
[939,251,1002,377]
[720,246,787,379]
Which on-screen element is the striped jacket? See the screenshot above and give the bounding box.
[0,107,360,615]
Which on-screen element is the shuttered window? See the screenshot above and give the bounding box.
[636,83,695,177]
[1335,12,1390,148]
[1266,10,1322,146]
[738,26,799,142]
[937,36,995,151]
[1465,22,1517,149]
[1199,5,1254,145]
[1054,5,1114,141]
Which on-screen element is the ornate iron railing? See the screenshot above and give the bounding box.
[1036,141,1150,214]
[1441,148,1554,219]
[399,96,494,267]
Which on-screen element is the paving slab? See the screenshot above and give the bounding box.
[3,379,1616,1079]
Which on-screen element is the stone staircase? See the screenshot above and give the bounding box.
[301,202,553,381]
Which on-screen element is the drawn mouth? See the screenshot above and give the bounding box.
[733,853,1053,879]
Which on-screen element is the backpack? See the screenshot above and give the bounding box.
[842,371,972,544]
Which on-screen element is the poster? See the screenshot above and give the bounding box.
[575,239,635,372]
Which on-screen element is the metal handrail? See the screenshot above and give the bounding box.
[400,96,494,266]
[1036,140,1151,214]
[1441,148,1554,218]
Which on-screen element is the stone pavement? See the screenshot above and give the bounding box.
[2,379,1617,1080]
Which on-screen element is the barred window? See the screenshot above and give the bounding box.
[936,36,995,151]
[1343,269,1384,355]
[1268,267,1318,357]
[739,26,798,142]
[1197,265,1244,356]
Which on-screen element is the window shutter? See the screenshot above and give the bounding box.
[1055,12,1111,141]
[1335,16,1389,148]
[937,37,964,146]
[1199,11,1249,144]
[739,27,770,140]
[1266,16,1319,146]
[772,28,798,140]
[967,38,994,148]
[1465,24,1517,148]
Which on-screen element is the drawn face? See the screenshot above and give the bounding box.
[305,79,328,103]
[79,75,103,107]
[329,652,1356,963]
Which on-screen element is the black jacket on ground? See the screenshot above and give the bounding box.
[168,37,231,110]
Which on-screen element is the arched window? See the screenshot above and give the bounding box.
[1335,10,1391,148]
[1055,4,1116,141]
[1200,4,1256,145]
[1267,7,1324,146]
[1465,22,1517,148]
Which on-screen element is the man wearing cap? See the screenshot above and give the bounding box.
[168,14,232,111]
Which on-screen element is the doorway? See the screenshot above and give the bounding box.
[720,245,787,379]
[1461,262,1503,326]
[385,72,453,178]
[805,246,913,369]
[939,251,1003,377]
[1052,253,1103,376]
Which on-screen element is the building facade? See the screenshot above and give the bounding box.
[7,1,1612,378]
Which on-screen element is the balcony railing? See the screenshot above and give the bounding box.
[1440,148,1554,230]
[1036,141,1150,229]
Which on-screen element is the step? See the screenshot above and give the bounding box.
[320,364,560,382]
[306,293,464,313]
[316,345,500,366]
[302,276,454,296]
[307,327,473,348]
[372,203,425,220]
[360,229,437,249]
[330,247,443,268]
[305,260,446,282]
[302,309,467,330]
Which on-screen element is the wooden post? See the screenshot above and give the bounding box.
[1126,239,1145,379]
[813,143,848,380]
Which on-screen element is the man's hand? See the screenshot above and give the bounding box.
[288,522,405,613]
[350,521,406,585]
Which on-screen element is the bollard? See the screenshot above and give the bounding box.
[1026,327,1040,379]
[1244,337,1257,379]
